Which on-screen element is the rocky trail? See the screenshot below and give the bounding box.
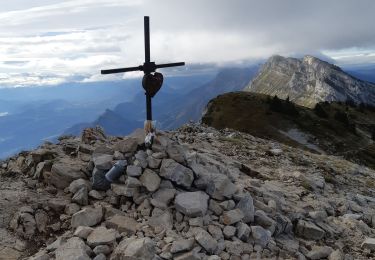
[1,124,375,260]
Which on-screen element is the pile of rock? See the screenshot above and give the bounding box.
[1,124,375,259]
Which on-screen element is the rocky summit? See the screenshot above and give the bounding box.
[1,124,375,259]
[244,55,375,108]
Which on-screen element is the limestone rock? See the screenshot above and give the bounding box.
[139,169,161,192]
[87,226,117,247]
[50,160,86,188]
[48,198,70,213]
[35,210,49,233]
[296,220,325,240]
[236,193,254,223]
[223,225,236,239]
[69,178,91,194]
[71,206,103,228]
[170,238,195,254]
[72,186,89,206]
[175,191,209,217]
[166,143,186,163]
[126,165,142,177]
[93,154,113,170]
[151,188,176,209]
[160,159,194,189]
[362,237,375,251]
[114,138,139,153]
[148,210,174,231]
[111,237,155,260]
[236,222,251,241]
[206,174,237,200]
[306,246,334,260]
[74,226,94,239]
[194,227,218,254]
[251,226,271,247]
[105,215,139,235]
[221,209,244,225]
[55,237,90,260]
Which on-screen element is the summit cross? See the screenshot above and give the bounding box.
[101,16,185,122]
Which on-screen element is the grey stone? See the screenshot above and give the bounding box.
[219,200,236,210]
[268,148,283,156]
[151,188,176,209]
[111,237,155,260]
[160,159,194,189]
[329,249,344,260]
[236,194,254,223]
[71,206,103,228]
[139,169,161,192]
[189,217,203,227]
[223,225,236,239]
[87,226,117,247]
[209,199,223,216]
[93,154,113,170]
[254,210,275,228]
[206,174,237,200]
[296,220,325,240]
[72,186,89,206]
[225,240,244,256]
[50,160,86,189]
[65,203,80,215]
[105,214,139,235]
[152,152,167,159]
[208,225,223,240]
[89,190,104,200]
[148,210,173,231]
[93,253,106,260]
[93,245,111,255]
[147,156,162,169]
[306,246,334,260]
[221,209,244,225]
[69,178,91,194]
[126,176,142,188]
[194,227,218,254]
[362,237,375,251]
[170,238,195,253]
[48,198,70,213]
[236,222,251,241]
[126,165,142,177]
[114,138,139,153]
[55,237,90,260]
[35,210,49,233]
[174,250,201,260]
[135,150,148,168]
[166,143,186,163]
[175,191,209,217]
[308,210,328,221]
[74,226,94,239]
[251,226,271,248]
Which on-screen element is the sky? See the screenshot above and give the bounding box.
[0,0,374,87]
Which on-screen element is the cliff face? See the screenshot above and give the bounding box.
[244,55,375,108]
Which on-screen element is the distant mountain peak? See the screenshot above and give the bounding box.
[244,55,375,107]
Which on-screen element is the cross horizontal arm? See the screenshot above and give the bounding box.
[101,66,143,75]
[155,62,185,69]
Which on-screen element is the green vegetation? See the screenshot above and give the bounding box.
[202,92,375,169]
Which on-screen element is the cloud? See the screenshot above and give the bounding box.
[0,0,374,86]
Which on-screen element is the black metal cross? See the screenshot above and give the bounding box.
[101,16,185,121]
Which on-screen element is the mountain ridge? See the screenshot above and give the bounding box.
[244,55,375,108]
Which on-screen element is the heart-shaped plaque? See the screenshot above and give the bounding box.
[142,72,163,98]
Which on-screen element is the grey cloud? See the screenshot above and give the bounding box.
[0,0,374,86]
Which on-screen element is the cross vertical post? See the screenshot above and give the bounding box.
[100,16,185,141]
[144,16,152,121]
